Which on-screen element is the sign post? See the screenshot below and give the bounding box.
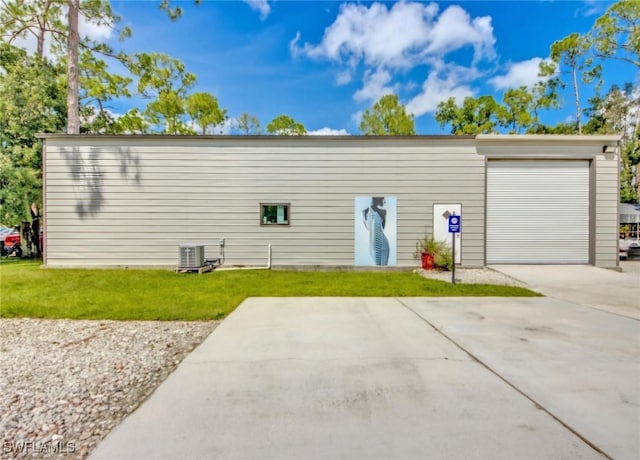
[448,214,461,284]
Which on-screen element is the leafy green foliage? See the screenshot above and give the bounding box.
[266,115,306,135]
[592,0,640,68]
[414,236,453,271]
[159,0,202,21]
[500,87,534,133]
[186,92,227,134]
[236,112,261,134]
[539,32,602,133]
[112,108,150,134]
[0,262,539,320]
[0,44,66,226]
[359,94,415,135]
[127,52,197,134]
[435,95,502,135]
[586,84,640,202]
[79,49,132,133]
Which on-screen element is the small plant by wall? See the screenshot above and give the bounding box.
[414,236,453,271]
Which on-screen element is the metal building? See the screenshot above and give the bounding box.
[39,134,620,268]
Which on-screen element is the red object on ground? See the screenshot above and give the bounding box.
[4,233,20,247]
[421,252,434,270]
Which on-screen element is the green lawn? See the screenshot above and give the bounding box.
[0,260,539,321]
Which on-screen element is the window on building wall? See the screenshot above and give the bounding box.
[260,203,290,225]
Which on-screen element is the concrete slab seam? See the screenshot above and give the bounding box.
[529,292,640,323]
[181,357,470,365]
[394,297,613,460]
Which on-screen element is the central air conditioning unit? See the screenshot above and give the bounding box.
[179,244,205,269]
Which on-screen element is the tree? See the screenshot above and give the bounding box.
[0,0,198,134]
[591,0,640,68]
[0,43,66,226]
[186,92,227,135]
[540,33,602,134]
[146,90,192,134]
[266,115,306,135]
[236,112,261,135]
[583,84,640,202]
[435,95,502,135]
[128,52,196,134]
[79,49,132,133]
[1,0,130,133]
[499,87,534,134]
[112,108,149,134]
[359,94,415,135]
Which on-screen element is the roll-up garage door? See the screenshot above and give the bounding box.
[487,160,590,264]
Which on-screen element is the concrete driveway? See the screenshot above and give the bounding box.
[91,293,639,459]
[492,265,639,320]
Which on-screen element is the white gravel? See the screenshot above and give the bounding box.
[417,266,527,286]
[0,319,218,459]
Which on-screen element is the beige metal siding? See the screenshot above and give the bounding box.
[44,138,485,267]
[594,152,619,267]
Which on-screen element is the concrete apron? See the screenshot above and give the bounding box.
[491,265,640,320]
[90,297,638,460]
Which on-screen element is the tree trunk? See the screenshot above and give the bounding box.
[36,30,45,59]
[572,67,581,134]
[67,0,80,134]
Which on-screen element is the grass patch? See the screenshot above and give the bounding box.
[0,260,539,321]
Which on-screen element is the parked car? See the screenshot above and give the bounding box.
[3,230,20,247]
[1,227,20,247]
[620,239,640,260]
[627,242,640,261]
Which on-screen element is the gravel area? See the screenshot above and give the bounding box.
[417,266,527,286]
[0,319,218,459]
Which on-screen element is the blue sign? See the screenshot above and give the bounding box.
[448,215,461,233]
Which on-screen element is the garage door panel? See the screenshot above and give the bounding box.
[487,160,589,264]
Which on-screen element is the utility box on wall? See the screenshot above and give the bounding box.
[179,244,205,268]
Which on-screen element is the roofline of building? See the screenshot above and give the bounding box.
[36,134,476,140]
[36,133,622,143]
[475,134,621,143]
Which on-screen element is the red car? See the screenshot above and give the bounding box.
[3,230,20,247]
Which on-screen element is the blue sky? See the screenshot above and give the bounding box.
[102,0,635,134]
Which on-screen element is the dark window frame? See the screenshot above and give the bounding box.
[260,203,291,226]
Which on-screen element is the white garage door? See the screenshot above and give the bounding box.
[487,160,590,264]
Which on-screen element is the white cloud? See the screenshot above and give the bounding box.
[214,118,236,135]
[488,57,550,90]
[576,0,604,17]
[307,127,350,136]
[289,32,302,58]
[243,0,271,20]
[296,2,495,69]
[299,2,435,68]
[293,1,497,121]
[424,5,495,64]
[336,70,352,85]
[351,110,364,126]
[79,16,114,42]
[406,65,476,116]
[353,68,395,102]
